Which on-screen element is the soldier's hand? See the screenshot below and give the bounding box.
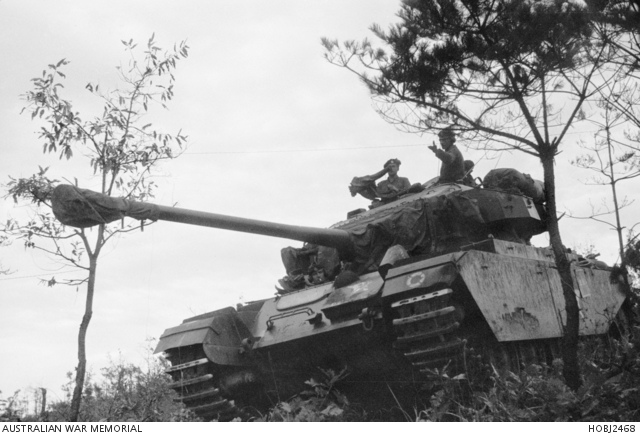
[428,144,438,153]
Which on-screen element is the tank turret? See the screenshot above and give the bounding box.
[52,180,546,276]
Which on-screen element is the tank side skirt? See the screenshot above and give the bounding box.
[570,267,626,335]
[458,251,625,341]
[458,251,564,341]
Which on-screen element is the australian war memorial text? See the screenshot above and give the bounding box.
[1,425,142,433]
[2,425,62,433]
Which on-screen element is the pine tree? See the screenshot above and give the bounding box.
[324,0,615,389]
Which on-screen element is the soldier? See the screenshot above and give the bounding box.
[462,160,477,186]
[349,158,411,201]
[376,159,411,199]
[304,264,327,286]
[428,127,465,183]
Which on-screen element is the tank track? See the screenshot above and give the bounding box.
[164,286,599,419]
[483,339,561,372]
[389,287,563,376]
[390,288,466,374]
[164,345,240,421]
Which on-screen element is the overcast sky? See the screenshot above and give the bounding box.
[1,1,637,406]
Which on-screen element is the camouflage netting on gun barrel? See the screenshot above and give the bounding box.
[51,184,160,228]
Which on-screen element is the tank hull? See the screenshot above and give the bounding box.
[156,238,626,419]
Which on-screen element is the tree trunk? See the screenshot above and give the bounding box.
[40,388,47,417]
[606,133,637,312]
[69,255,98,422]
[541,153,582,390]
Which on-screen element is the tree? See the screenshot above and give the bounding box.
[0,390,28,421]
[323,0,614,389]
[0,237,11,275]
[573,0,640,311]
[46,348,196,422]
[625,232,640,288]
[570,88,640,304]
[2,35,188,421]
[583,1,640,144]
[588,0,640,78]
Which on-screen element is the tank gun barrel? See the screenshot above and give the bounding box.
[50,184,354,254]
[155,206,353,252]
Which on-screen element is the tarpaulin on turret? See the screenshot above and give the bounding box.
[51,184,160,228]
[338,190,487,272]
[348,200,429,270]
[483,168,545,203]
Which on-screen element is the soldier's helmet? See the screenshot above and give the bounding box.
[464,160,475,171]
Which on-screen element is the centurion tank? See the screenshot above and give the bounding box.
[51,172,626,420]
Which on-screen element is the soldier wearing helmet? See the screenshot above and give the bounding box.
[462,160,477,186]
[428,127,465,183]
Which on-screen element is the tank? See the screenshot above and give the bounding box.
[51,177,627,420]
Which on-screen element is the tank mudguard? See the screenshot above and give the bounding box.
[382,253,464,301]
[457,250,626,341]
[155,306,254,366]
[322,271,384,320]
[252,272,384,347]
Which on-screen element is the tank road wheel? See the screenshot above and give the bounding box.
[164,345,241,421]
[390,288,466,375]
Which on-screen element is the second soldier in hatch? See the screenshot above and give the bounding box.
[428,127,465,184]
